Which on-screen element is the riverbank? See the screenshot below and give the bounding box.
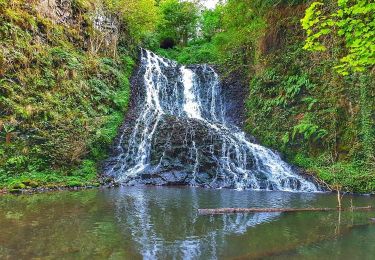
[0,177,97,195]
[0,172,120,195]
[1,178,374,197]
[0,184,97,196]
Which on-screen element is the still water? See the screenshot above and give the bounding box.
[0,187,374,259]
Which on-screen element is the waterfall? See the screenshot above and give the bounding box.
[106,49,319,192]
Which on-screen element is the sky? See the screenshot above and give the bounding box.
[200,0,220,9]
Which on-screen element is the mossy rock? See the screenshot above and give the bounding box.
[11,183,26,189]
[9,189,23,194]
[21,180,39,188]
[21,180,31,186]
[46,184,58,189]
[66,181,83,187]
[28,181,39,188]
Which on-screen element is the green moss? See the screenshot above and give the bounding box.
[21,180,39,188]
[66,180,83,188]
[28,181,39,188]
[0,0,136,190]
[11,183,26,190]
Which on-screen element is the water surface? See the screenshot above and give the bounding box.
[1,187,374,259]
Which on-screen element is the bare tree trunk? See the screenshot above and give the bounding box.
[5,132,11,144]
[198,206,373,215]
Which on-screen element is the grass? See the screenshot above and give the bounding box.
[293,153,375,193]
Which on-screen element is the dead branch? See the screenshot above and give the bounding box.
[198,206,373,215]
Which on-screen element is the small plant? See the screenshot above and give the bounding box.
[292,120,328,142]
[3,121,17,144]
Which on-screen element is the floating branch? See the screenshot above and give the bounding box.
[198,206,373,215]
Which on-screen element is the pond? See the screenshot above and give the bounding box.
[1,187,374,259]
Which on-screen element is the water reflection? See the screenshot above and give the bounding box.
[0,187,374,259]
[110,187,318,259]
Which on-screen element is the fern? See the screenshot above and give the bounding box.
[302,97,318,111]
[292,116,328,141]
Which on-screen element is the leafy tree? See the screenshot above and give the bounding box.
[104,0,161,43]
[301,0,375,75]
[157,0,199,46]
[201,7,223,41]
[210,0,268,71]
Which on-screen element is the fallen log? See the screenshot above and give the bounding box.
[198,206,373,215]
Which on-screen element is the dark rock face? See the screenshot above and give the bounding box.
[144,116,255,187]
[104,49,320,192]
[220,70,249,128]
[109,114,255,188]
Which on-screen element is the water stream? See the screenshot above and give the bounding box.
[106,50,319,192]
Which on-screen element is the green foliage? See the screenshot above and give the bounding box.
[72,160,97,178]
[2,169,98,190]
[246,61,330,150]
[292,116,328,141]
[156,0,309,69]
[156,40,218,64]
[302,0,375,169]
[104,0,161,43]
[155,0,283,67]
[201,7,222,41]
[302,0,375,75]
[358,74,375,164]
[156,0,199,46]
[212,0,267,71]
[293,153,375,193]
[0,0,373,193]
[243,1,374,192]
[0,0,135,189]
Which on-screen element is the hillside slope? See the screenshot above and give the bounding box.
[0,0,143,189]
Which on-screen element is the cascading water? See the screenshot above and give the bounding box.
[106,49,319,192]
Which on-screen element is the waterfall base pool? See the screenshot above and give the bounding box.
[1,187,374,259]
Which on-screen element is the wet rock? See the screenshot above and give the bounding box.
[111,114,257,188]
[9,189,23,194]
[103,50,320,192]
[219,69,249,128]
[148,116,234,185]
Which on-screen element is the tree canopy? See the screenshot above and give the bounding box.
[157,0,199,46]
